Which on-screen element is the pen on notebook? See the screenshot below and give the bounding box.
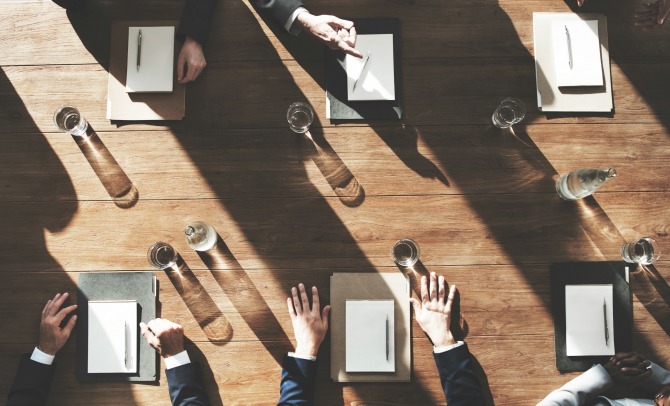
[124,321,128,369]
[565,25,573,70]
[385,314,389,361]
[137,29,142,72]
[603,297,609,346]
[353,51,372,92]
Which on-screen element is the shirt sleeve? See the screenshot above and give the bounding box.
[288,352,317,361]
[284,6,308,35]
[164,350,191,370]
[30,347,55,366]
[537,364,613,406]
[434,341,465,354]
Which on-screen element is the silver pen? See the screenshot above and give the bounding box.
[137,29,142,72]
[385,314,389,361]
[124,321,128,369]
[603,298,609,346]
[353,51,372,92]
[565,26,573,70]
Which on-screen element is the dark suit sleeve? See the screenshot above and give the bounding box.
[277,355,318,405]
[7,354,55,406]
[165,362,210,406]
[177,0,219,45]
[433,343,486,406]
[251,0,305,28]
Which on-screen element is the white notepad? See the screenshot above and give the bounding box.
[126,26,174,93]
[346,300,395,372]
[346,34,395,101]
[552,20,603,87]
[565,285,614,356]
[88,300,138,373]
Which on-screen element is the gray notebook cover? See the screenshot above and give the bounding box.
[77,272,158,382]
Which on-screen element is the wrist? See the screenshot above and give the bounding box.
[294,343,319,358]
[183,36,202,48]
[37,344,58,356]
[432,337,456,347]
[295,12,314,29]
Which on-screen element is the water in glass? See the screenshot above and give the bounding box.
[147,242,178,269]
[54,106,88,136]
[621,237,661,265]
[556,168,617,201]
[392,238,420,267]
[287,102,314,133]
[185,221,218,252]
[492,98,526,129]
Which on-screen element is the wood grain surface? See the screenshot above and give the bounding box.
[0,0,669,404]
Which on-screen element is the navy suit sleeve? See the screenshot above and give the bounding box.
[166,362,210,406]
[433,343,486,406]
[7,354,55,406]
[177,0,219,45]
[251,0,305,28]
[278,355,318,405]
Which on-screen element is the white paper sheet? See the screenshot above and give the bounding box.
[552,20,603,87]
[126,26,174,93]
[346,300,395,372]
[346,34,395,101]
[565,285,614,356]
[88,301,138,373]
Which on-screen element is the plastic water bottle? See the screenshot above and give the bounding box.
[184,221,218,251]
[556,168,617,201]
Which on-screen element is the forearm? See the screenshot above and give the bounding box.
[165,354,210,406]
[7,354,55,406]
[537,364,613,406]
[251,0,304,28]
[433,343,486,406]
[278,355,318,405]
[177,0,218,45]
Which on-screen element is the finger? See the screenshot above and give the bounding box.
[429,272,438,305]
[420,276,429,305]
[438,275,446,303]
[409,297,422,317]
[147,319,162,335]
[177,51,186,82]
[62,314,77,336]
[55,304,78,324]
[46,293,61,315]
[191,65,203,82]
[140,322,161,349]
[445,285,456,317]
[287,297,296,318]
[321,305,331,330]
[311,286,320,314]
[338,39,363,58]
[622,366,653,376]
[577,0,584,6]
[299,283,310,312]
[327,16,354,30]
[348,26,357,48]
[42,299,52,317]
[184,63,197,83]
[50,292,69,315]
[292,287,302,315]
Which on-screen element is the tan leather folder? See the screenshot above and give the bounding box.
[330,272,411,382]
[107,20,185,120]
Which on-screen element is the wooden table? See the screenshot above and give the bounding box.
[1,0,669,404]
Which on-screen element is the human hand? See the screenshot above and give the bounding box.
[38,292,78,356]
[603,352,652,385]
[177,36,207,84]
[287,283,331,357]
[295,12,363,58]
[140,318,185,358]
[654,385,670,406]
[410,272,457,347]
[635,0,670,30]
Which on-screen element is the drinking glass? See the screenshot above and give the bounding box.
[147,242,178,269]
[54,106,88,136]
[621,237,661,265]
[287,102,314,133]
[492,98,526,129]
[392,238,420,267]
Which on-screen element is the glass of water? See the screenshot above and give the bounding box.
[492,98,526,129]
[621,237,661,265]
[54,106,89,136]
[287,102,314,133]
[392,238,420,267]
[147,242,178,269]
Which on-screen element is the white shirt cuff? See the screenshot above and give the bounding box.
[288,352,317,361]
[30,347,55,365]
[433,341,465,354]
[284,7,308,35]
[164,350,191,369]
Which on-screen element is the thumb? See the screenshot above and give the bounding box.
[328,16,354,30]
[321,305,331,330]
[410,298,422,316]
[177,50,186,82]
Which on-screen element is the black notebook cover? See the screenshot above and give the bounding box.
[550,262,632,371]
[326,18,403,120]
[77,272,158,382]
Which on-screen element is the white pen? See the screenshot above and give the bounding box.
[565,25,573,70]
[124,320,128,369]
[353,51,372,92]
